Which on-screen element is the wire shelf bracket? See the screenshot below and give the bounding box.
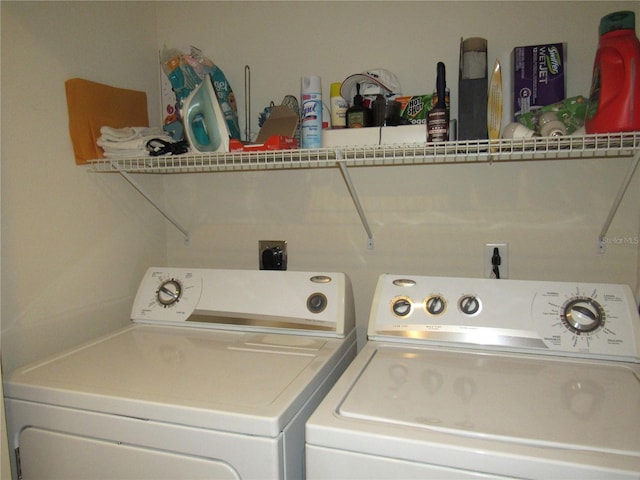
[598,149,640,253]
[110,160,190,245]
[335,149,374,249]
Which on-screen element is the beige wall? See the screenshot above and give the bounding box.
[1,2,166,374]
[1,0,639,378]
[0,23,9,475]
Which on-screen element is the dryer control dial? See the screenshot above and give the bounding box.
[131,268,203,323]
[307,292,328,314]
[157,279,183,307]
[562,297,604,334]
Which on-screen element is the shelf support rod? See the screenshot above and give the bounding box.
[110,160,190,245]
[335,150,374,249]
[598,149,640,253]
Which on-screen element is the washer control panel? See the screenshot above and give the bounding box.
[370,274,640,361]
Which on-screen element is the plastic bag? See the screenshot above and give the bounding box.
[161,46,241,140]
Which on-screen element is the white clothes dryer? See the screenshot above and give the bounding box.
[306,274,640,479]
[5,267,356,480]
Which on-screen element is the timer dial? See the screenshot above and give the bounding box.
[530,282,639,357]
[561,297,604,334]
[131,268,202,323]
[157,279,183,307]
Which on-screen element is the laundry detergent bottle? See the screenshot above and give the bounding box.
[585,10,640,134]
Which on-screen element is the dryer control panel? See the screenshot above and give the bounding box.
[369,274,640,362]
[130,267,355,337]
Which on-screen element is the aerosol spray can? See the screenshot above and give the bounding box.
[427,62,450,142]
[301,75,323,148]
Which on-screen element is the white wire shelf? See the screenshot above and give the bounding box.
[88,132,640,173]
[87,131,640,250]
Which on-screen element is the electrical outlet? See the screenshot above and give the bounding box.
[484,243,508,279]
[259,240,287,270]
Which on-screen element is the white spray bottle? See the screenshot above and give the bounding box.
[301,76,322,148]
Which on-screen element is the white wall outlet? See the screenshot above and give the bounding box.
[485,243,508,279]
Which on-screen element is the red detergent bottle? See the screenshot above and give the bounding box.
[585,10,640,134]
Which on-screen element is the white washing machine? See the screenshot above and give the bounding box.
[4,267,356,480]
[306,274,640,479]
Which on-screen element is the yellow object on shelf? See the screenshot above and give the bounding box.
[487,59,503,140]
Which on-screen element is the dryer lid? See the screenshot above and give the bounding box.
[5,324,344,437]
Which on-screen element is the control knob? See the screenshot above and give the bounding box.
[562,297,604,333]
[458,295,481,316]
[307,293,328,314]
[425,295,447,316]
[392,297,412,317]
[156,279,182,307]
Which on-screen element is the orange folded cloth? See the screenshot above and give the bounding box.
[65,78,149,164]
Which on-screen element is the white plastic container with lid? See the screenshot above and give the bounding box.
[301,76,322,148]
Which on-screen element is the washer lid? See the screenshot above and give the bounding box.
[338,345,640,457]
[5,324,346,437]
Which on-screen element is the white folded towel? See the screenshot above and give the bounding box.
[103,149,153,158]
[99,126,165,141]
[98,126,173,156]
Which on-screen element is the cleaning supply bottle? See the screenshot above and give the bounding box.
[301,75,322,148]
[346,84,372,128]
[585,11,640,133]
[330,82,348,129]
